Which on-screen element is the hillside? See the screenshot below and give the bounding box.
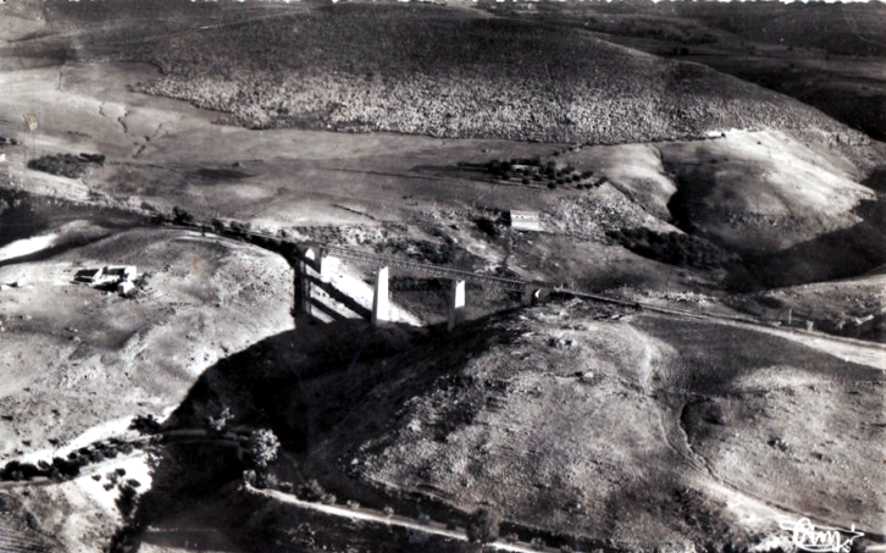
[57,2,863,144]
[0,199,293,458]
[490,0,886,142]
[301,302,885,550]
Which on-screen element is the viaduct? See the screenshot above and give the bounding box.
[167,217,552,331]
[165,215,867,341]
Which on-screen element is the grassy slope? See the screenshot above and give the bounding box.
[95,2,863,144]
[304,302,884,547]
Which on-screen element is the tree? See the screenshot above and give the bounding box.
[245,428,280,470]
[466,507,501,545]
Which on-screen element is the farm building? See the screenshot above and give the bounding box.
[508,210,542,232]
[74,265,137,289]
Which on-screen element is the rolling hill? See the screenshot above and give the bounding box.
[300,302,885,550]
[19,1,861,145]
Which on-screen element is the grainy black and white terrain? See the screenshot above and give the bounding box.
[0,1,884,552]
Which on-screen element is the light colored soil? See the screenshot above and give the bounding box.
[556,129,876,254]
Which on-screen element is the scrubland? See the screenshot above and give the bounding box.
[129,4,860,144]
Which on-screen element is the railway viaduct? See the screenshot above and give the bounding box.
[174,218,546,330]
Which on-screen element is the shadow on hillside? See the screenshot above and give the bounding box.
[734,168,886,290]
[664,160,886,291]
[109,317,423,553]
[112,303,886,552]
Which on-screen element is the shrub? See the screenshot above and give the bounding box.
[230,220,252,234]
[172,206,195,225]
[206,406,234,434]
[130,414,161,434]
[242,469,258,487]
[300,478,326,501]
[466,507,501,544]
[116,482,139,518]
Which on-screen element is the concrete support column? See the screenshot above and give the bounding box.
[448,279,466,331]
[319,254,339,283]
[521,286,541,307]
[371,266,390,326]
[293,248,315,324]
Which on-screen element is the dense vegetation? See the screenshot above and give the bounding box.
[26,152,105,179]
[608,227,735,270]
[130,4,852,144]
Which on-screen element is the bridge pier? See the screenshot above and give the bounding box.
[292,247,315,324]
[371,266,390,326]
[319,253,339,283]
[448,279,466,331]
[521,286,541,307]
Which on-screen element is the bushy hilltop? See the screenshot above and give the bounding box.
[126,3,861,144]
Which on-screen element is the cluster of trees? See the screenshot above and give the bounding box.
[0,438,135,483]
[609,227,733,269]
[26,152,105,179]
[486,158,595,189]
